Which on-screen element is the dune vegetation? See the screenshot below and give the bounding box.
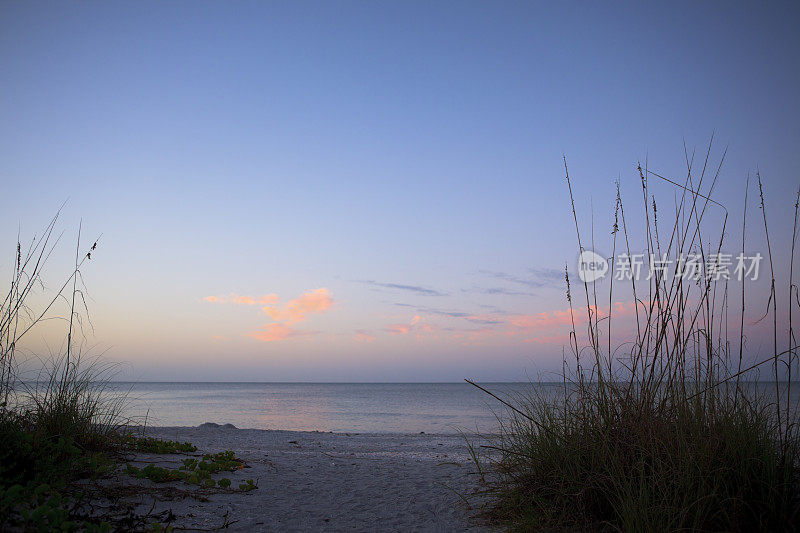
[471,146,800,531]
[0,213,253,531]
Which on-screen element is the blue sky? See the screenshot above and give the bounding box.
[1,1,798,381]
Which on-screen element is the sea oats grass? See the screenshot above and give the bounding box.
[471,144,800,531]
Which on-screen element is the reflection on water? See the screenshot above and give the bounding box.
[110,382,544,434]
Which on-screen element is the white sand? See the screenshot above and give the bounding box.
[118,425,493,532]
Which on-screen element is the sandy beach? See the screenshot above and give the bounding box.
[116,424,492,532]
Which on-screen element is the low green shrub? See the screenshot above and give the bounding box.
[0,409,114,531]
[125,435,197,454]
[125,449,256,492]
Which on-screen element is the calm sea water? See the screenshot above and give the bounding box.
[109,382,541,434]
[19,381,800,434]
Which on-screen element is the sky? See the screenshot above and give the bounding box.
[1,1,799,381]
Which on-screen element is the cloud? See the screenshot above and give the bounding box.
[353,331,376,343]
[464,314,505,325]
[392,304,506,329]
[509,309,574,329]
[385,315,438,338]
[204,288,335,342]
[249,323,296,342]
[477,303,508,314]
[249,288,335,342]
[357,280,447,297]
[462,286,535,297]
[475,267,565,291]
[450,305,583,346]
[529,267,565,283]
[203,293,278,306]
[383,300,639,347]
[393,303,471,318]
[261,288,334,325]
[478,270,545,288]
[612,300,638,317]
[387,324,411,335]
[507,301,637,331]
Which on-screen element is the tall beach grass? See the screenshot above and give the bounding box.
[0,210,122,443]
[0,212,133,529]
[471,145,800,531]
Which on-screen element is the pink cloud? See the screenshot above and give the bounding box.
[261,288,334,325]
[249,323,295,342]
[354,331,376,343]
[509,309,575,329]
[387,324,411,335]
[612,300,637,316]
[458,327,500,345]
[502,301,639,346]
[203,293,277,306]
[204,289,335,343]
[506,302,637,332]
[385,315,438,339]
[249,289,334,342]
[454,303,634,347]
[379,301,640,348]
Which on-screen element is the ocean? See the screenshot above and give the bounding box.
[110,382,541,434]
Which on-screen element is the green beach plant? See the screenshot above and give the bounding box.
[126,435,198,454]
[470,144,800,531]
[124,450,255,491]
